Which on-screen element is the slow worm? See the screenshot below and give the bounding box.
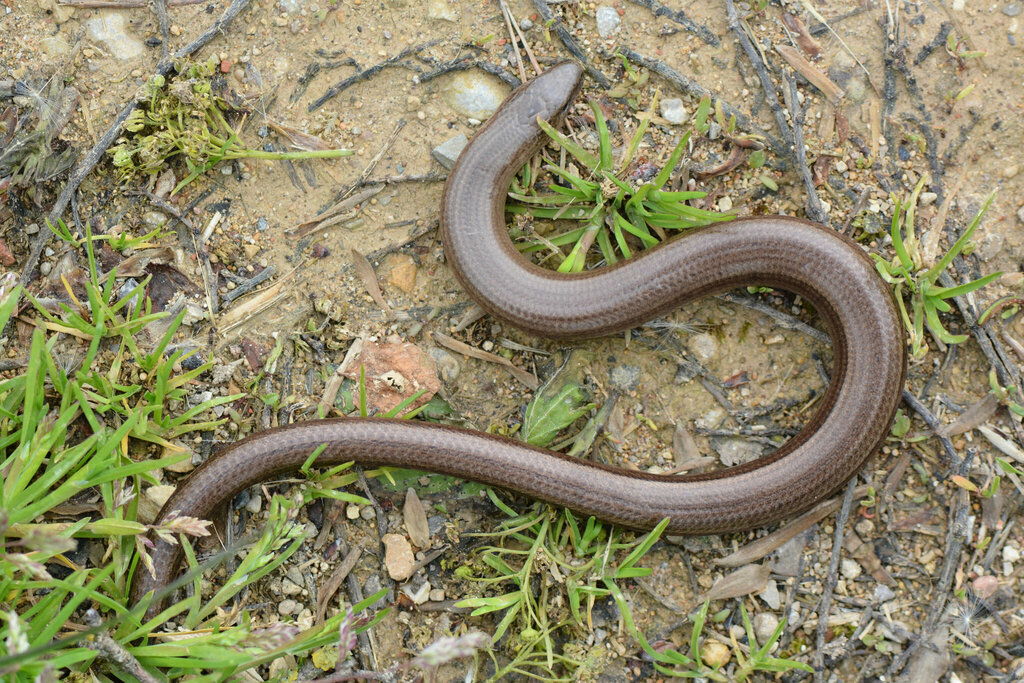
[131,62,905,611]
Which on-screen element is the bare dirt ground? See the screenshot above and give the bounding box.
[3,0,1024,680]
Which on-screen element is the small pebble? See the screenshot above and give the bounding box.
[429,588,445,601]
[609,364,641,391]
[146,485,176,507]
[703,640,731,668]
[427,0,458,21]
[1004,2,1022,17]
[244,492,262,514]
[403,581,431,604]
[840,558,863,580]
[918,192,938,206]
[690,332,718,360]
[278,599,299,615]
[660,98,687,124]
[431,134,469,170]
[1003,545,1020,563]
[972,574,999,599]
[346,504,361,519]
[595,5,622,37]
[519,17,533,30]
[717,196,733,212]
[873,584,896,602]
[360,505,375,520]
[759,579,781,609]
[40,262,52,276]
[753,612,780,643]
[427,347,461,383]
[1003,164,1020,179]
[383,533,416,581]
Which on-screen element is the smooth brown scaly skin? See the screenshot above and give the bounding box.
[132,62,906,613]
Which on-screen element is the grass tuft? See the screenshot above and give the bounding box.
[507,91,734,273]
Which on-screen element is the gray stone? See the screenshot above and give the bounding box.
[1004,3,1022,16]
[660,98,688,125]
[862,213,883,234]
[85,12,144,61]
[427,514,446,536]
[596,6,621,37]
[443,72,508,119]
[977,232,1005,261]
[609,364,641,391]
[519,17,534,31]
[758,579,781,610]
[142,211,168,228]
[753,611,780,642]
[845,75,867,102]
[363,575,388,609]
[772,530,810,576]
[873,584,896,602]
[712,437,763,467]
[427,346,461,382]
[689,332,718,361]
[40,35,73,60]
[431,134,468,170]
[1017,206,1024,224]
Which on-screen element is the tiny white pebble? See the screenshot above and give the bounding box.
[840,558,862,580]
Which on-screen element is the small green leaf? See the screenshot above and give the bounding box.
[522,381,594,447]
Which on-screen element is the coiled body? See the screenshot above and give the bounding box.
[131,62,905,610]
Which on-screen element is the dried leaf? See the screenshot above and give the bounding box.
[781,12,822,59]
[672,422,701,466]
[715,485,869,566]
[403,488,430,548]
[775,45,844,103]
[267,119,335,152]
[106,247,177,278]
[845,533,894,585]
[315,546,361,624]
[949,475,979,493]
[937,394,999,437]
[351,248,392,316]
[289,185,382,236]
[702,563,771,601]
[431,331,538,389]
[978,425,1024,464]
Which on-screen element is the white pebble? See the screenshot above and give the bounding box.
[660,98,688,125]
[840,558,862,580]
[595,6,621,37]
